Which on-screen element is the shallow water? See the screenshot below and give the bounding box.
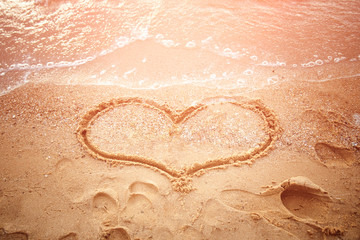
[1,0,360,94]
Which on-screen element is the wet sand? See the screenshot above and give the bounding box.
[0,77,360,239]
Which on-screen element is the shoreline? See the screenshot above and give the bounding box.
[2,48,360,97]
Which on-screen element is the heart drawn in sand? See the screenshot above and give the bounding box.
[77,97,281,192]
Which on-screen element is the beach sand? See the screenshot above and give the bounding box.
[0,76,359,239]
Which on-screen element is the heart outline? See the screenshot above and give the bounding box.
[77,96,281,192]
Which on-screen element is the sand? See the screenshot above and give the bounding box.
[0,77,360,239]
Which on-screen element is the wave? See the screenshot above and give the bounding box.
[0,0,360,94]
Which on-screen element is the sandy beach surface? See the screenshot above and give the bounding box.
[1,0,360,239]
[0,75,359,239]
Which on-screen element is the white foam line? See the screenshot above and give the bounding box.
[0,72,30,97]
[124,68,136,76]
[59,77,260,92]
[304,73,360,83]
[78,72,358,92]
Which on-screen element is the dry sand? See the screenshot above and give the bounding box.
[0,77,360,239]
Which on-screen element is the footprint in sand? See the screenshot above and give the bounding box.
[92,190,118,227]
[100,227,131,240]
[129,181,159,196]
[127,194,153,214]
[220,176,332,222]
[278,177,332,222]
[58,232,78,240]
[280,184,330,221]
[0,228,28,240]
[219,177,335,238]
[122,181,160,221]
[315,142,356,167]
